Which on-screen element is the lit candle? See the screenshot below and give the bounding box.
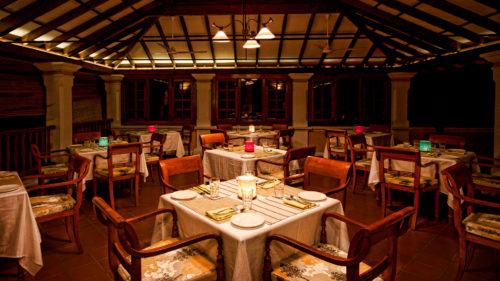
[245,141,254,152]
[355,126,363,134]
[237,175,256,198]
[148,125,156,133]
[249,125,255,133]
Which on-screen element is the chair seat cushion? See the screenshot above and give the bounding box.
[30,193,76,218]
[472,173,500,189]
[463,212,500,242]
[145,153,160,162]
[41,163,68,175]
[384,172,437,188]
[272,243,383,281]
[355,159,372,169]
[329,145,346,153]
[117,237,217,281]
[95,166,136,177]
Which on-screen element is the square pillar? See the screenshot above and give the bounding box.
[34,62,81,150]
[289,73,314,148]
[192,73,216,154]
[100,74,125,127]
[388,72,416,144]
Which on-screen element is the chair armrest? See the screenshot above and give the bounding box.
[321,182,350,196]
[37,153,72,160]
[255,158,285,167]
[126,208,176,224]
[25,179,77,193]
[322,212,367,229]
[462,195,500,209]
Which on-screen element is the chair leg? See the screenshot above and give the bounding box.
[361,171,368,190]
[108,181,115,209]
[93,179,98,198]
[465,242,475,268]
[411,192,420,230]
[134,175,139,207]
[352,170,358,193]
[381,186,387,217]
[73,213,83,254]
[434,189,440,221]
[65,216,75,243]
[456,237,467,281]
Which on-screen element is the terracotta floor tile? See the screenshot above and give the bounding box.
[404,259,446,280]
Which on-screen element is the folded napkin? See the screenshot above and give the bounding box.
[283,197,315,210]
[191,184,210,194]
[206,207,237,221]
[257,179,280,189]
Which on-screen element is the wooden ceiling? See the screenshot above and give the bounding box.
[0,0,498,70]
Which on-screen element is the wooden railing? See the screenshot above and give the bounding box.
[0,126,54,175]
[73,118,113,135]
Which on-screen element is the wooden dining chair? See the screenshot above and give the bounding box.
[346,133,374,193]
[181,124,194,155]
[276,129,294,150]
[325,129,348,161]
[271,123,288,131]
[92,196,225,281]
[254,146,316,186]
[73,131,101,144]
[159,155,211,193]
[441,163,500,281]
[200,133,226,156]
[143,132,167,182]
[23,155,90,253]
[302,156,352,209]
[30,143,71,185]
[263,206,415,281]
[409,127,437,145]
[429,134,466,149]
[469,155,500,193]
[93,142,142,209]
[368,124,391,133]
[375,146,440,230]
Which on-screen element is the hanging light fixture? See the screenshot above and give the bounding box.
[212,0,274,49]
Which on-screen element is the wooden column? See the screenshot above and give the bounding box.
[100,74,124,127]
[388,72,416,144]
[192,73,215,154]
[480,51,500,172]
[34,62,81,150]
[289,73,314,148]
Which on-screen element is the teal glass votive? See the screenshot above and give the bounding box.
[419,140,431,152]
[99,137,108,147]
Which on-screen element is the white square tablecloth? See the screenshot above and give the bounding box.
[136,131,185,157]
[203,146,286,180]
[227,131,277,143]
[151,186,349,281]
[0,171,42,276]
[323,131,393,159]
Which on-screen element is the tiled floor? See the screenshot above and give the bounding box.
[1,172,499,281]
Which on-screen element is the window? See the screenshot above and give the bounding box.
[122,77,195,124]
[213,75,290,125]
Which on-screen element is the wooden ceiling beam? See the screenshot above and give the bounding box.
[276,14,288,66]
[232,14,238,67]
[179,16,197,67]
[48,0,142,51]
[475,0,500,11]
[373,0,482,43]
[22,0,108,42]
[298,13,315,66]
[0,0,69,36]
[421,0,500,33]
[140,41,155,68]
[110,20,156,64]
[340,32,359,65]
[318,14,344,67]
[155,21,175,66]
[339,0,457,51]
[204,15,216,67]
[67,2,163,56]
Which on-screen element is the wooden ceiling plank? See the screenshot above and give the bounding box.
[179,16,196,67]
[298,13,316,66]
[23,0,108,42]
[48,0,142,51]
[232,14,238,67]
[140,40,155,68]
[276,13,288,66]
[339,0,457,51]
[340,32,360,65]
[155,21,175,66]
[0,0,69,36]
[374,0,482,43]
[318,14,344,67]
[67,1,163,57]
[421,0,500,33]
[204,15,216,67]
[475,0,500,11]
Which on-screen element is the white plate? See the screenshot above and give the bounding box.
[298,191,327,202]
[241,154,256,159]
[171,190,198,200]
[0,184,20,193]
[231,213,265,228]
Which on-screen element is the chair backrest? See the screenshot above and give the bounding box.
[375,146,422,189]
[74,131,101,144]
[409,127,437,145]
[272,123,288,131]
[303,156,352,195]
[283,146,316,178]
[149,132,167,157]
[159,155,204,193]
[368,124,390,133]
[200,133,226,155]
[441,163,475,229]
[277,129,294,149]
[103,142,142,178]
[347,207,415,281]
[67,155,91,209]
[325,129,348,161]
[346,134,369,162]
[429,134,466,149]
[216,124,233,130]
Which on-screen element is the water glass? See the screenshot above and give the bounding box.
[228,144,234,151]
[209,177,220,199]
[241,187,253,211]
[274,179,285,199]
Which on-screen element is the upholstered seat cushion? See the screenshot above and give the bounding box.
[384,172,437,188]
[472,173,500,189]
[95,166,136,177]
[117,237,217,281]
[329,145,346,153]
[272,243,383,281]
[30,194,76,218]
[463,213,500,242]
[145,153,160,162]
[41,163,68,175]
[355,159,372,169]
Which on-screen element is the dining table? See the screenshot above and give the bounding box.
[202,145,286,180]
[323,131,393,159]
[127,130,185,157]
[151,179,349,281]
[227,130,277,143]
[367,144,478,207]
[0,171,43,276]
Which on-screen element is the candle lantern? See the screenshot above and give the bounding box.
[237,175,257,199]
[355,126,363,134]
[244,141,254,152]
[249,125,255,133]
[419,140,432,152]
[148,125,156,133]
[98,137,108,147]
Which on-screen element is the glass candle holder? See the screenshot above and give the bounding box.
[245,141,254,152]
[355,126,363,134]
[148,125,156,133]
[249,125,255,133]
[237,175,256,199]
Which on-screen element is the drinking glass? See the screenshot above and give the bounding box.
[438,142,446,149]
[209,177,220,199]
[84,139,90,148]
[228,143,234,151]
[242,187,253,211]
[274,179,285,199]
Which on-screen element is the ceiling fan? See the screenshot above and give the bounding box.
[317,14,364,54]
[156,43,207,55]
